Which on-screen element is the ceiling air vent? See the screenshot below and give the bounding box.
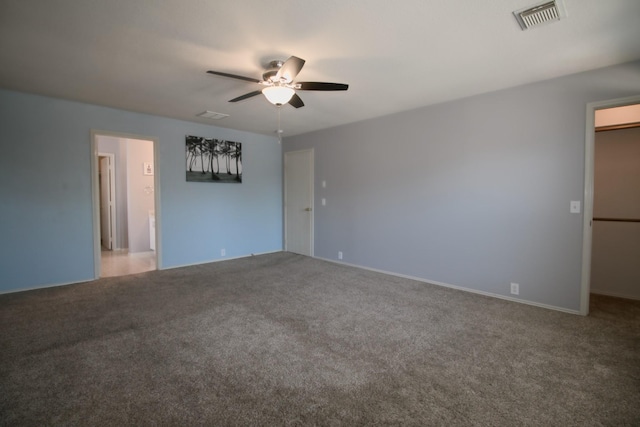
[514,0,567,30]
[197,110,229,120]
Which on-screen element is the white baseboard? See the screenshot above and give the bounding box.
[161,249,283,271]
[315,256,581,315]
[0,277,95,295]
[2,251,592,315]
[1,250,285,295]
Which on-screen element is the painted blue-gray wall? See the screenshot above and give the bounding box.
[0,89,282,293]
[284,61,640,312]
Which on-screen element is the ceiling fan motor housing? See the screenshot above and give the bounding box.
[263,60,284,82]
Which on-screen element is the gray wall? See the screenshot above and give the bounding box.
[284,60,640,312]
[0,89,283,293]
[591,127,640,299]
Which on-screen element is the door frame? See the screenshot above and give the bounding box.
[284,148,314,256]
[98,152,117,250]
[580,94,640,315]
[91,130,162,278]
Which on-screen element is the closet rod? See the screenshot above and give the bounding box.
[593,217,640,223]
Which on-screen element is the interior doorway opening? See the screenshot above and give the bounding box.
[581,96,640,315]
[92,131,161,278]
[590,104,640,300]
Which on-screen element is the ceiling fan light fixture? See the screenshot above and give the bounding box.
[262,86,295,105]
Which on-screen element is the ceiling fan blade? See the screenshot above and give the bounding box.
[207,70,261,83]
[275,56,305,83]
[298,82,349,91]
[229,90,262,102]
[288,93,304,108]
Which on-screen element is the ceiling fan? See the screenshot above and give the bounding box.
[207,56,348,108]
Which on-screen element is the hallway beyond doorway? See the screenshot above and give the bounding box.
[101,250,155,277]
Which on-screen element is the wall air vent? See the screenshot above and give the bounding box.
[514,0,567,30]
[197,110,229,120]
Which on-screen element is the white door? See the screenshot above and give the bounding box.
[285,149,313,256]
[99,156,114,250]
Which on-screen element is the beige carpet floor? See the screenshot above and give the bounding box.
[1,252,639,425]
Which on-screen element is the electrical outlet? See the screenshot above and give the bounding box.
[510,283,519,295]
[221,248,226,257]
[570,201,581,213]
[338,251,343,260]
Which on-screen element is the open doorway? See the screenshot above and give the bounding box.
[580,96,640,314]
[91,131,161,278]
[591,105,640,299]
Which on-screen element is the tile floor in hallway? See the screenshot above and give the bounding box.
[101,250,156,277]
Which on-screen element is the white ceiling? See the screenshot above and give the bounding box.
[1,0,639,137]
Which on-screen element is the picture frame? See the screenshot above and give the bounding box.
[185,135,242,183]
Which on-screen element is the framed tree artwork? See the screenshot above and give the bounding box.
[185,135,242,183]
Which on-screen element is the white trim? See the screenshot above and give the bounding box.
[0,277,95,295]
[152,134,162,269]
[160,250,284,271]
[0,250,283,295]
[309,149,314,257]
[91,131,100,278]
[283,148,314,256]
[580,94,640,315]
[316,256,581,315]
[91,130,162,279]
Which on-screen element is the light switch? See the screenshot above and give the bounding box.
[570,201,581,213]
[321,198,326,206]
[322,180,326,188]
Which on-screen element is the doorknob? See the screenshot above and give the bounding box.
[304,207,312,211]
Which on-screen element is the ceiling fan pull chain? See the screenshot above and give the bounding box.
[277,107,282,144]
